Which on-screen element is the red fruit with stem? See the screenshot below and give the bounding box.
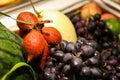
[42,27,62,45]
[17,11,38,31]
[23,29,46,62]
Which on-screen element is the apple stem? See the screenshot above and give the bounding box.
[29,0,41,18]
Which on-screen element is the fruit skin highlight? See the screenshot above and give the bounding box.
[39,9,77,43]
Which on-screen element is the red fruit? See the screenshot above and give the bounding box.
[39,44,48,70]
[42,27,62,45]
[17,12,38,31]
[23,30,46,62]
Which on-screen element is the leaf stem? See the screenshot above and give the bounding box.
[0,11,35,26]
[29,0,41,18]
[1,62,37,80]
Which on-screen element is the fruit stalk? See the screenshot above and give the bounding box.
[29,0,41,18]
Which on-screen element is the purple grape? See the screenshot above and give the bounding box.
[87,21,96,32]
[94,14,101,21]
[63,53,73,63]
[53,50,65,62]
[62,64,71,74]
[80,45,95,57]
[66,42,77,53]
[81,66,91,76]
[77,37,87,45]
[60,40,68,52]
[106,57,118,66]
[85,56,99,66]
[90,67,102,77]
[70,57,83,71]
[71,13,81,24]
[44,68,57,80]
[77,27,85,36]
[86,40,98,49]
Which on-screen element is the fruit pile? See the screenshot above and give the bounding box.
[40,2,120,80]
[7,1,120,80]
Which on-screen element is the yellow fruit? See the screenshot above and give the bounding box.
[39,9,77,43]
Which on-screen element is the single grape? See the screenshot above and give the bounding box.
[53,50,65,62]
[75,21,85,29]
[106,58,118,66]
[70,57,83,71]
[44,71,57,80]
[90,67,102,77]
[71,13,81,24]
[87,21,96,32]
[94,14,101,21]
[81,66,91,76]
[86,40,98,49]
[75,42,81,52]
[62,64,71,74]
[66,42,77,53]
[80,45,95,57]
[77,27,85,36]
[49,47,57,56]
[85,56,100,66]
[45,60,54,68]
[77,37,87,45]
[60,40,68,52]
[63,53,73,63]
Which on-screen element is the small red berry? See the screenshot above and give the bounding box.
[23,30,46,62]
[17,12,38,31]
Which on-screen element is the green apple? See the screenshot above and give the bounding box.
[39,9,77,43]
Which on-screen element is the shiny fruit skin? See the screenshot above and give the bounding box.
[17,12,38,31]
[23,29,46,62]
[105,19,120,35]
[42,27,62,45]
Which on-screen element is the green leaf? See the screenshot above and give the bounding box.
[1,62,37,80]
[0,11,35,26]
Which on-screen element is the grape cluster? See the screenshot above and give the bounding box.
[42,38,120,80]
[41,13,120,80]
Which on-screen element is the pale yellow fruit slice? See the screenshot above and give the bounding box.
[39,9,77,43]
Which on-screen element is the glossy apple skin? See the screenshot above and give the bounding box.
[39,9,77,43]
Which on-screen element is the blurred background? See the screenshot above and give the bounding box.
[0,0,119,31]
